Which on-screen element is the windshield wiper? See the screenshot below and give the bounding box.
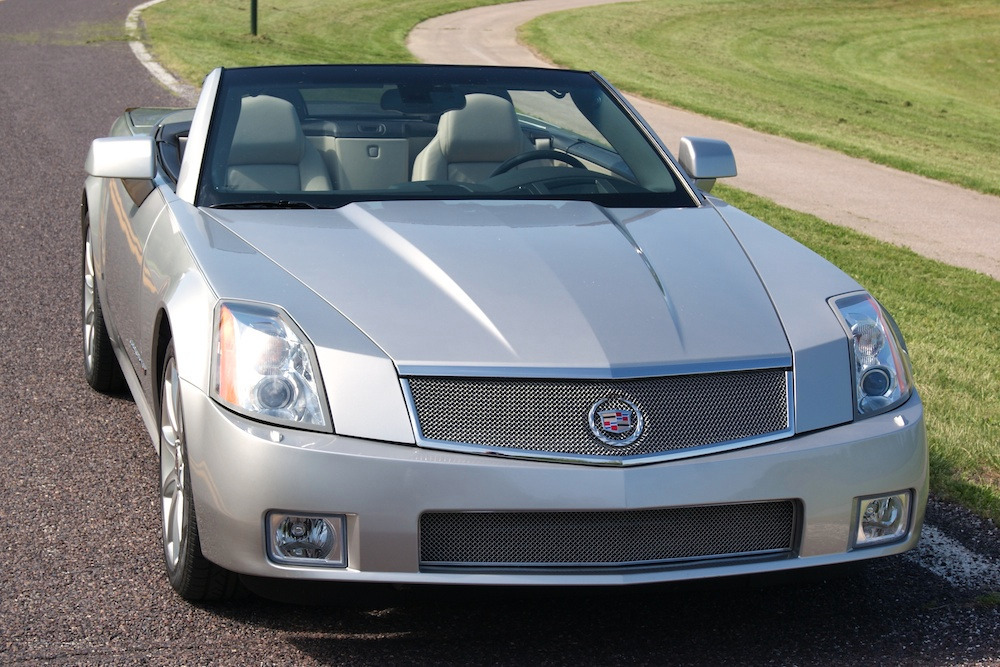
[210,200,318,209]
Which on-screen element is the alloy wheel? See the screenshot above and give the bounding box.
[160,356,186,573]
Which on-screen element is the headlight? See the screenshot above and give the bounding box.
[832,292,913,417]
[212,301,330,431]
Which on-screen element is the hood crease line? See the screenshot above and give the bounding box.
[600,206,685,347]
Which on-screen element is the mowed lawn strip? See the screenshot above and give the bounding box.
[139,0,1000,520]
[522,0,1000,196]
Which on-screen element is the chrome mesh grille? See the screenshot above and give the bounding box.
[420,501,796,567]
[406,370,789,460]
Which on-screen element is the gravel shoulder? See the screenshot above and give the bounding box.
[408,0,1000,280]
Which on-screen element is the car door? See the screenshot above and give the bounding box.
[101,175,161,384]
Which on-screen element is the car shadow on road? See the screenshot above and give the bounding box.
[200,557,990,665]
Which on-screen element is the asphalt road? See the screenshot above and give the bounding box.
[1,1,999,664]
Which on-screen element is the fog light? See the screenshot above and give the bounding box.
[853,492,911,548]
[267,513,347,567]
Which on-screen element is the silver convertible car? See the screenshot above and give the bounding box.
[82,64,927,601]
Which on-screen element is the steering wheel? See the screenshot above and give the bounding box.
[489,149,586,177]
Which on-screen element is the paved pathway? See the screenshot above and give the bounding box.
[408,0,1000,280]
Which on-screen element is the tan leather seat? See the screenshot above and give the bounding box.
[411,93,533,183]
[226,95,331,192]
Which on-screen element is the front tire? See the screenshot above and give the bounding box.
[82,225,124,393]
[160,344,243,601]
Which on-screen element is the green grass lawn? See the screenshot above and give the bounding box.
[523,0,1000,196]
[138,0,1000,520]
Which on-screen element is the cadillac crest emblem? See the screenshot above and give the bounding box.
[588,398,643,447]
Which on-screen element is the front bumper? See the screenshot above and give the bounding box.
[180,379,927,585]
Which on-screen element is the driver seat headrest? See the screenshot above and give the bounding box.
[411,93,532,183]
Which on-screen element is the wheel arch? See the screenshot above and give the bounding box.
[153,308,174,424]
[80,189,89,236]
[81,176,107,237]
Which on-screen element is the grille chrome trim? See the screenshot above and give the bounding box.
[402,370,793,466]
[420,501,798,569]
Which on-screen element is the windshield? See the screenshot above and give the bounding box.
[196,65,696,209]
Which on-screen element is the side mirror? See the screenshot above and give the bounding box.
[85,136,155,179]
[678,137,736,193]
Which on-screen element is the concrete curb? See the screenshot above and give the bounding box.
[126,0,198,103]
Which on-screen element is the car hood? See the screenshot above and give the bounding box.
[205,200,790,377]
